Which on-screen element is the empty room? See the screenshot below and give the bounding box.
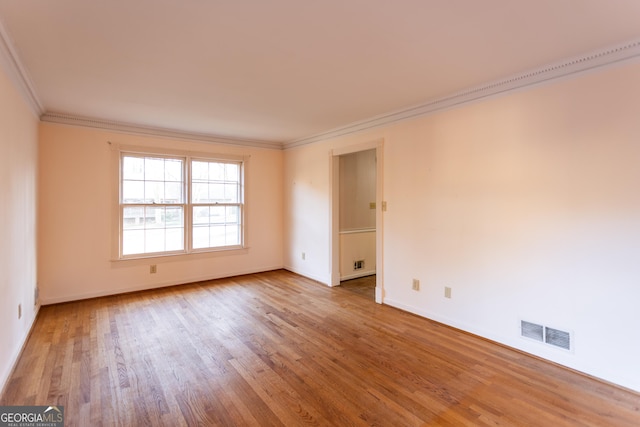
[1,1,640,425]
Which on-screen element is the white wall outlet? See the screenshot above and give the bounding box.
[412,279,420,291]
[18,303,22,319]
[445,286,452,298]
[150,265,157,274]
[301,252,306,260]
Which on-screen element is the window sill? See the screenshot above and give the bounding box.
[111,247,249,267]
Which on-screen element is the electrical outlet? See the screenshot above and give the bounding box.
[18,303,22,319]
[412,279,420,291]
[150,265,157,274]
[445,286,452,298]
[301,252,306,260]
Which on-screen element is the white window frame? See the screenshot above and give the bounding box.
[111,144,247,261]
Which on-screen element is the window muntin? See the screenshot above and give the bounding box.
[119,152,243,259]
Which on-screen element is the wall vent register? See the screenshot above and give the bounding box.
[521,320,571,351]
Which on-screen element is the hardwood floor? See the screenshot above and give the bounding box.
[2,270,639,426]
[339,275,376,300]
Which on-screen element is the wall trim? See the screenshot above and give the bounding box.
[383,297,640,393]
[0,305,40,400]
[0,17,43,117]
[40,112,284,150]
[339,228,376,235]
[285,38,640,149]
[340,271,376,281]
[4,12,640,152]
[40,265,284,305]
[283,266,330,287]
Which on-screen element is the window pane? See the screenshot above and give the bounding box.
[122,181,144,204]
[209,226,225,247]
[165,207,183,227]
[145,158,165,181]
[226,224,240,245]
[193,206,209,225]
[192,225,209,249]
[225,163,239,182]
[145,181,164,203]
[165,159,182,182]
[123,230,144,255]
[209,162,225,180]
[122,156,144,180]
[224,183,239,203]
[146,229,165,252]
[166,228,184,251]
[165,182,183,203]
[143,206,163,229]
[192,161,209,181]
[226,206,239,224]
[123,207,144,229]
[211,205,225,224]
[192,183,208,203]
[209,183,224,202]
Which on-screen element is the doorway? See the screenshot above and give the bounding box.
[330,140,383,303]
[338,149,376,299]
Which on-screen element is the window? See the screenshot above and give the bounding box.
[191,159,242,249]
[119,151,244,259]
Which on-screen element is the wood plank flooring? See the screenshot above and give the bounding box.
[2,270,639,426]
[340,275,376,300]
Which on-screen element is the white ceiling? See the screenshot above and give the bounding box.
[1,1,640,147]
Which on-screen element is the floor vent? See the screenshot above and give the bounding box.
[521,320,572,351]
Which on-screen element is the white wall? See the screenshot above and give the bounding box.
[339,231,376,279]
[38,123,284,304]
[339,149,376,231]
[283,61,640,392]
[0,65,39,392]
[283,142,333,282]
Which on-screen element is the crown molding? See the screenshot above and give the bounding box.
[4,11,640,152]
[0,16,44,117]
[285,38,640,149]
[40,112,284,150]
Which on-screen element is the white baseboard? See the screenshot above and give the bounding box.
[383,298,503,343]
[381,298,640,392]
[0,304,40,399]
[282,265,330,286]
[40,265,284,305]
[340,270,376,281]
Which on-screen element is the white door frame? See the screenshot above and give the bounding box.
[329,139,384,303]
